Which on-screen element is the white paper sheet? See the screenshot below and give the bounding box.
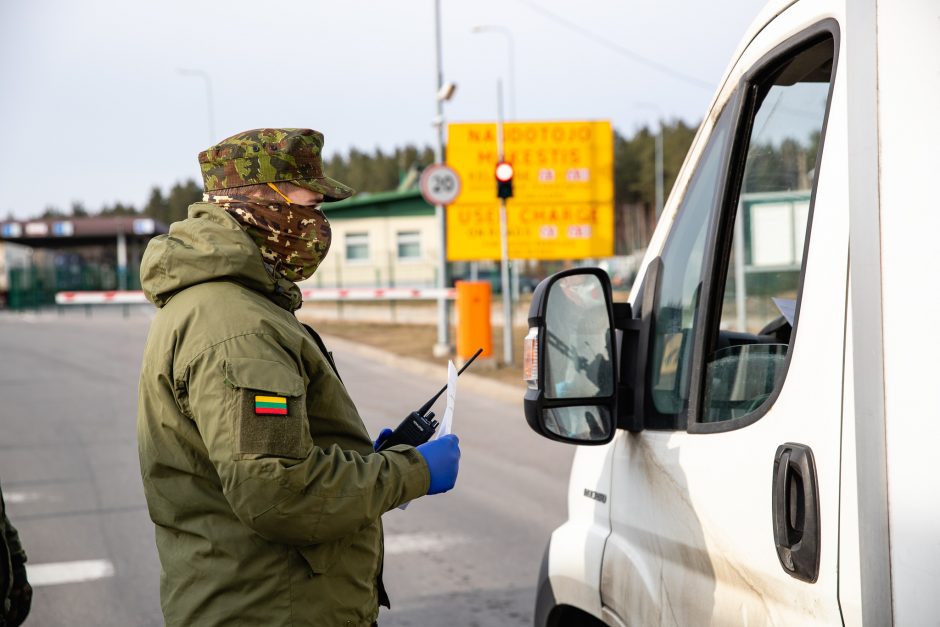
[772,297,797,326]
[433,361,459,440]
[400,361,459,510]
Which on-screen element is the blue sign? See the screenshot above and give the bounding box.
[1,223,22,238]
[52,221,74,237]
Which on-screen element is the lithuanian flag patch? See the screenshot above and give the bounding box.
[254,395,288,416]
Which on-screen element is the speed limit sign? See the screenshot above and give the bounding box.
[419,164,462,206]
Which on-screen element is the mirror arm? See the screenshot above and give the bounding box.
[613,257,663,433]
[613,301,644,431]
[615,313,646,432]
[612,302,633,329]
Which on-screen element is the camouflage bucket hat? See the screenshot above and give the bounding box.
[198,128,354,202]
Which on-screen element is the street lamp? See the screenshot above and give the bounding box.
[178,68,216,144]
[431,0,454,357]
[471,25,517,120]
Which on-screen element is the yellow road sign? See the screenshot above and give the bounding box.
[448,202,614,261]
[446,120,614,261]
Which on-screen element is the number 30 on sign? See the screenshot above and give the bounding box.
[420,164,462,206]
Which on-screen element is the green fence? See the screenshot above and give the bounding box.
[6,263,141,310]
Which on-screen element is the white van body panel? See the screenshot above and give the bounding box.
[599,3,847,625]
[838,297,863,625]
[539,0,940,624]
[546,442,615,618]
[877,1,940,622]
[843,0,890,623]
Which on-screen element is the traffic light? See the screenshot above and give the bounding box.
[495,161,514,199]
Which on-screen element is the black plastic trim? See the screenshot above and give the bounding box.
[772,442,821,582]
[533,540,556,627]
[613,300,644,432]
[688,19,841,435]
[640,94,742,432]
[635,256,671,430]
[675,90,746,432]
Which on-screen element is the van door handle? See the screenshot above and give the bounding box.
[772,443,820,582]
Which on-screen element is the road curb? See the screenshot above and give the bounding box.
[319,333,524,406]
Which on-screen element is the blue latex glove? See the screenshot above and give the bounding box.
[416,435,461,495]
[373,428,393,451]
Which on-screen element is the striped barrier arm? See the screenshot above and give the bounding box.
[55,288,456,305]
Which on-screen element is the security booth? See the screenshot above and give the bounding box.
[0,216,168,309]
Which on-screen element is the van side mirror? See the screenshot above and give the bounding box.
[523,268,617,445]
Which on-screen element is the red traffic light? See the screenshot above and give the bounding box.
[495,162,514,182]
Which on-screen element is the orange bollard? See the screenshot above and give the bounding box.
[456,281,493,361]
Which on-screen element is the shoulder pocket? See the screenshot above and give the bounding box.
[224,357,308,460]
[224,357,304,396]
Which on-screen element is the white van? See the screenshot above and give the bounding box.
[522,0,938,624]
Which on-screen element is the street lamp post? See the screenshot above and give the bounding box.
[431,0,452,358]
[495,80,513,366]
[178,68,216,143]
[473,24,522,309]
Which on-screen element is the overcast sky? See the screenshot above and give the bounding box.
[0,0,767,220]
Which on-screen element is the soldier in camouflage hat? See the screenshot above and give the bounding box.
[199,128,354,282]
[199,128,354,201]
[137,129,461,626]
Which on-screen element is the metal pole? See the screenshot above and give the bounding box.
[496,80,513,366]
[507,31,519,302]
[655,122,665,217]
[432,0,452,357]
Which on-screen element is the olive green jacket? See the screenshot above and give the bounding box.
[0,485,26,620]
[137,203,430,627]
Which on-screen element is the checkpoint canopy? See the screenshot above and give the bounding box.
[445,120,614,261]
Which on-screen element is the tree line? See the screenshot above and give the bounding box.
[33,122,701,239]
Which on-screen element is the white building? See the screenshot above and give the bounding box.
[302,189,440,289]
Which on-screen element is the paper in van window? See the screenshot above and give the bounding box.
[772,297,797,326]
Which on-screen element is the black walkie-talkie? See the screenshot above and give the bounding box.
[376,348,483,451]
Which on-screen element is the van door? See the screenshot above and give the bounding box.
[600,7,847,626]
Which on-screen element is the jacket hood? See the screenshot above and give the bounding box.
[140,202,302,311]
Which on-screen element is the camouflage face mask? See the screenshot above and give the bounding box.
[206,187,331,282]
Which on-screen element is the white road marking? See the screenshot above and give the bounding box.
[384,533,464,556]
[26,559,115,587]
[4,491,47,504]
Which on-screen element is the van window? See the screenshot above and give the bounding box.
[648,105,735,421]
[701,36,834,424]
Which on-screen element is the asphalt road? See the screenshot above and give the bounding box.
[0,309,575,626]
